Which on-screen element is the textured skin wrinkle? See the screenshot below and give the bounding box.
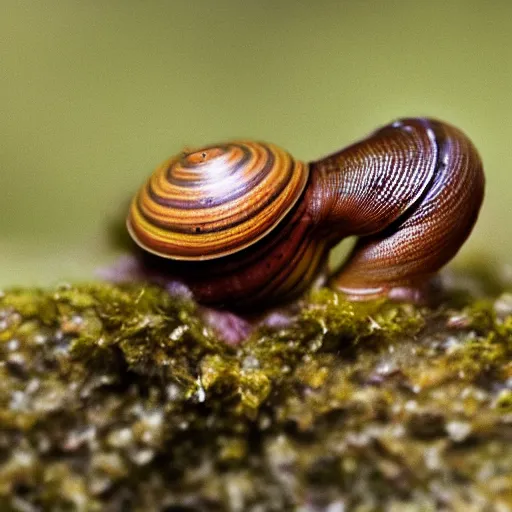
[330,119,484,299]
[127,118,485,309]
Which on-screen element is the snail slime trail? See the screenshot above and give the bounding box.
[127,118,485,309]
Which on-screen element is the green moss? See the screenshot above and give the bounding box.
[0,277,512,510]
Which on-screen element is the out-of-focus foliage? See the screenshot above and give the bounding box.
[0,1,510,285]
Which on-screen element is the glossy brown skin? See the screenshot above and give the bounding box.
[128,118,485,310]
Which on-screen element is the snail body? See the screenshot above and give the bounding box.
[127,118,484,309]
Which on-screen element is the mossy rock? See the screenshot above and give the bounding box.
[0,274,512,511]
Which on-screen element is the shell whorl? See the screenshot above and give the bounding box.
[127,141,309,260]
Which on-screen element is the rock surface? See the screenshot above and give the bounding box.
[0,270,511,511]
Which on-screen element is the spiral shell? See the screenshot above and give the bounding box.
[126,118,484,309]
[127,141,309,260]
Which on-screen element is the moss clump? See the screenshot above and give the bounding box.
[0,277,512,510]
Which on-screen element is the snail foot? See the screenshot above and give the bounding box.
[333,276,443,306]
[200,307,297,345]
[96,254,143,282]
[97,255,195,299]
[200,307,253,345]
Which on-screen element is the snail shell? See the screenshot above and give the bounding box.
[127,141,308,260]
[126,118,485,308]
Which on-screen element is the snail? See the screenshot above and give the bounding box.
[126,118,484,310]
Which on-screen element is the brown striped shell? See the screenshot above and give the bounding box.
[127,141,309,260]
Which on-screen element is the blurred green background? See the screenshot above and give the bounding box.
[1,0,509,286]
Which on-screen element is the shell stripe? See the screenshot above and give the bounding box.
[127,141,309,260]
[140,149,288,229]
[227,203,327,304]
